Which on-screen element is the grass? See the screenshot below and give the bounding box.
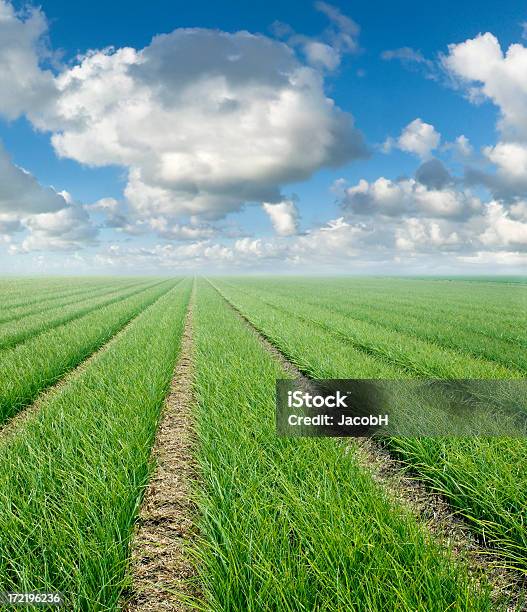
[0,274,524,608]
[0,278,162,351]
[0,279,191,610]
[191,280,495,611]
[225,278,526,367]
[211,277,527,572]
[0,278,179,424]
[0,277,135,313]
[212,280,518,378]
[0,278,144,325]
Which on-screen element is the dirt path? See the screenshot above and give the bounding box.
[208,278,526,610]
[126,290,198,611]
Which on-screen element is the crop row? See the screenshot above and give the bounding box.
[191,280,495,610]
[224,277,526,345]
[225,276,526,320]
[0,277,135,312]
[0,279,191,609]
[0,279,179,424]
[212,278,527,571]
[213,281,518,379]
[0,279,163,352]
[221,280,527,372]
[0,278,145,326]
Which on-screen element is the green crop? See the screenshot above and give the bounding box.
[0,279,179,424]
[0,280,191,609]
[191,280,494,611]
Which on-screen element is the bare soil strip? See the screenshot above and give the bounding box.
[209,279,527,610]
[126,290,198,611]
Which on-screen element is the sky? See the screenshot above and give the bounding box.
[0,0,526,275]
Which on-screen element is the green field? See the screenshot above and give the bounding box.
[0,276,524,610]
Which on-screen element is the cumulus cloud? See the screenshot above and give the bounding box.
[483,142,527,188]
[387,118,441,158]
[383,119,441,159]
[415,158,453,190]
[443,134,473,158]
[341,176,480,219]
[34,29,366,223]
[303,41,341,70]
[0,143,68,215]
[0,140,97,252]
[0,0,56,121]
[148,217,216,240]
[0,1,371,261]
[395,218,460,251]
[479,201,527,248]
[262,200,299,236]
[14,206,97,253]
[442,33,527,140]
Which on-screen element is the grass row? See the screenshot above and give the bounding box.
[191,280,496,611]
[226,278,526,353]
[225,276,526,320]
[0,279,179,425]
[0,277,131,312]
[223,280,527,372]
[0,279,162,352]
[0,278,144,326]
[0,279,191,609]
[212,279,527,572]
[213,281,518,379]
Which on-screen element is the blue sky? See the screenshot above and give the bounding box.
[0,0,526,274]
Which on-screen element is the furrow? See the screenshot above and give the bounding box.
[126,283,199,611]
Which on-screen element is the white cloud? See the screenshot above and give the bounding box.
[0,213,23,236]
[25,28,366,223]
[395,218,460,251]
[443,134,473,157]
[479,201,527,247]
[314,2,360,54]
[148,217,215,240]
[395,118,441,158]
[0,1,55,121]
[442,33,527,140]
[484,141,527,185]
[458,250,527,266]
[510,201,527,221]
[341,176,481,219]
[0,143,67,214]
[303,41,340,70]
[0,140,98,252]
[262,200,299,236]
[16,206,98,252]
[292,217,366,258]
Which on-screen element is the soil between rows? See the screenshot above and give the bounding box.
[126,291,199,611]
